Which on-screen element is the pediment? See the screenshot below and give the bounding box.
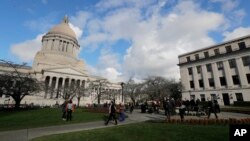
[44,67,87,76]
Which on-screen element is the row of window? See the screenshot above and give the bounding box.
[188,56,250,75]
[186,42,247,62]
[197,93,243,102]
[189,74,250,89]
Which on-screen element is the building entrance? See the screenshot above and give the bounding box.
[222,93,230,105]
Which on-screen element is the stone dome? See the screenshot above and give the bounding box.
[48,16,76,40]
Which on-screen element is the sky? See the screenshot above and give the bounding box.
[1,0,250,83]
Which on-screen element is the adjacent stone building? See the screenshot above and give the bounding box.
[0,16,122,106]
[178,35,250,106]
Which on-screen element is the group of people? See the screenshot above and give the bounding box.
[163,97,220,121]
[105,101,128,125]
[61,100,75,121]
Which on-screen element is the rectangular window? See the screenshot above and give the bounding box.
[195,54,199,60]
[199,79,204,88]
[232,75,240,85]
[220,77,227,86]
[209,78,215,87]
[238,42,246,50]
[206,64,212,72]
[214,48,220,56]
[190,81,194,89]
[188,67,193,75]
[200,94,206,102]
[204,51,209,58]
[235,93,244,101]
[228,59,236,68]
[217,61,223,70]
[242,56,250,66]
[197,66,201,74]
[246,73,250,84]
[225,45,232,53]
[186,56,191,62]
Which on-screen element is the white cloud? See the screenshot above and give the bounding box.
[11,34,44,62]
[69,23,83,39]
[223,27,250,41]
[70,11,91,29]
[210,0,245,27]
[75,0,227,81]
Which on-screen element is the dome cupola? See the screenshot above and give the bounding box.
[48,16,77,40]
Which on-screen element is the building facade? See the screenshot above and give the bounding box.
[0,16,122,106]
[178,35,250,106]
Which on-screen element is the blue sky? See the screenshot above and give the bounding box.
[1,0,250,82]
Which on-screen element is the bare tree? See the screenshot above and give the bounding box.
[88,79,110,104]
[0,59,43,109]
[142,76,181,100]
[123,78,144,104]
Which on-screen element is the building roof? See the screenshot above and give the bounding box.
[47,16,77,40]
[178,34,250,58]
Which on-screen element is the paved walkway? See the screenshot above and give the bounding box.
[0,110,250,141]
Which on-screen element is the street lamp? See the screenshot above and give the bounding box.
[121,82,125,103]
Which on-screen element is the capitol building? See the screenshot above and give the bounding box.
[0,16,122,106]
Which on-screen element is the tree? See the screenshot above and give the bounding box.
[142,76,182,100]
[0,59,43,109]
[87,79,110,104]
[123,78,144,104]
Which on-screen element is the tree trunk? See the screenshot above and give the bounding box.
[98,94,100,104]
[14,98,21,109]
[77,97,80,107]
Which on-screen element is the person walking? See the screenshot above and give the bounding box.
[118,103,125,122]
[207,99,218,119]
[105,101,118,125]
[66,100,74,121]
[61,100,67,120]
[179,100,186,122]
[163,97,172,121]
[129,102,134,114]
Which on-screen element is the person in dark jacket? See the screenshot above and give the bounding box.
[105,101,118,125]
[207,99,218,119]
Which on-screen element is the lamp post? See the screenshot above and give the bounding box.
[121,82,125,103]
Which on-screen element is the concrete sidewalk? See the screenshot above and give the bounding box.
[0,110,250,141]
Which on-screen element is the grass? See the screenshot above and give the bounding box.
[0,108,104,131]
[31,123,229,141]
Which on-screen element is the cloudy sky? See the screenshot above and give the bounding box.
[1,0,250,82]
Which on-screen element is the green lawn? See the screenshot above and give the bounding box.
[0,108,104,131]
[31,123,229,141]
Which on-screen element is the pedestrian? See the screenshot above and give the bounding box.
[66,100,74,121]
[207,99,218,119]
[179,100,186,122]
[129,102,134,114]
[163,97,172,121]
[105,101,118,125]
[61,100,67,120]
[118,103,125,122]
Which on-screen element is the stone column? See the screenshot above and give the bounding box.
[61,78,65,98]
[192,67,200,90]
[180,67,190,91]
[54,77,59,98]
[223,60,234,88]
[201,65,209,89]
[236,58,248,87]
[211,63,221,88]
